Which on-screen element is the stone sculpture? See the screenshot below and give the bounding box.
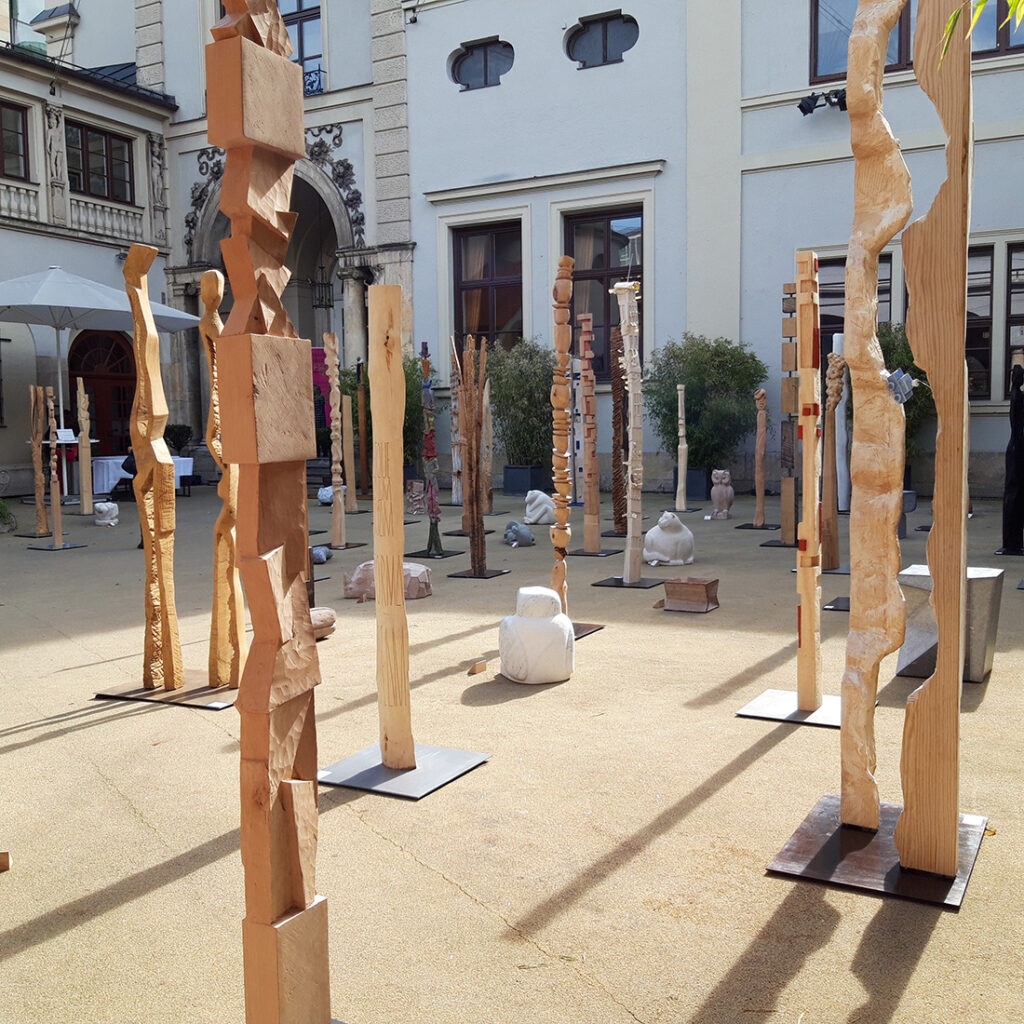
[310,545,333,565]
[675,384,688,512]
[405,479,426,515]
[523,489,556,525]
[45,388,63,549]
[551,257,574,614]
[316,486,333,505]
[93,501,118,526]
[29,385,49,537]
[125,245,183,692]
[612,281,644,583]
[206,7,331,1017]
[610,326,627,534]
[503,521,535,547]
[753,388,768,528]
[498,586,575,685]
[76,377,93,516]
[710,469,734,520]
[578,313,601,552]
[999,363,1024,555]
[310,606,336,640]
[324,331,347,548]
[199,268,247,690]
[840,0,913,834]
[822,351,846,570]
[643,511,694,566]
[343,560,432,601]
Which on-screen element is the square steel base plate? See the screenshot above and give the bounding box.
[27,541,86,551]
[573,622,605,639]
[824,595,850,612]
[768,794,987,908]
[95,673,236,710]
[736,688,842,728]
[443,528,495,537]
[736,522,780,530]
[447,568,510,579]
[405,548,464,559]
[760,539,798,548]
[566,548,621,557]
[318,743,490,800]
[592,576,664,589]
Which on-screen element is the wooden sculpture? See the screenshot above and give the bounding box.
[893,0,972,878]
[323,331,346,548]
[343,395,357,513]
[822,352,846,570]
[578,313,600,553]
[839,0,912,833]
[206,6,331,1019]
[1000,363,1024,555]
[449,346,463,506]
[481,378,494,516]
[613,282,644,584]
[780,282,799,546]
[29,385,49,537]
[125,245,184,692]
[610,326,627,535]
[356,358,370,496]
[753,389,768,528]
[675,385,688,512]
[420,343,444,557]
[369,284,416,770]
[453,335,488,574]
[795,251,823,711]
[200,268,246,689]
[76,377,93,516]
[45,388,63,549]
[551,257,574,614]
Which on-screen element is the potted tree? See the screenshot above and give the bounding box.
[645,333,768,499]
[486,338,555,495]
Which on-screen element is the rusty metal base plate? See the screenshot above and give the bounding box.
[736,688,841,728]
[768,794,987,909]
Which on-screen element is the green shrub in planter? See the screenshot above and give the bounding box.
[487,338,555,468]
[877,322,935,459]
[645,334,768,471]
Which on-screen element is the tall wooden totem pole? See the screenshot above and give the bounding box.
[578,313,601,553]
[206,3,331,1019]
[76,377,93,515]
[550,257,574,613]
[613,281,644,584]
[324,331,347,548]
[29,385,49,537]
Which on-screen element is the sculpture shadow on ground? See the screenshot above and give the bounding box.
[0,700,161,759]
[684,640,798,710]
[461,673,563,707]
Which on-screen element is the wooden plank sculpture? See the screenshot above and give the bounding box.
[29,385,49,537]
[76,377,93,516]
[578,313,601,553]
[795,250,823,711]
[551,257,574,614]
[125,245,184,692]
[675,385,688,512]
[453,335,488,574]
[839,0,912,832]
[449,346,463,507]
[323,331,346,548]
[205,5,331,1019]
[45,387,63,550]
[369,284,417,770]
[357,358,370,496]
[893,0,972,878]
[753,388,768,528]
[610,326,627,535]
[420,344,444,557]
[199,268,246,689]
[780,282,799,546]
[822,352,846,570]
[613,282,644,584]
[342,395,357,513]
[480,378,493,516]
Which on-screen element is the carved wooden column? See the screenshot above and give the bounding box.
[454,336,487,574]
[200,268,246,689]
[206,6,331,1019]
[822,352,845,570]
[753,388,768,528]
[551,257,574,614]
[480,378,494,516]
[610,326,627,535]
[780,282,799,546]
[324,331,346,548]
[612,282,643,584]
[29,386,49,537]
[45,388,63,549]
[578,313,600,553]
[76,378,93,515]
[449,346,463,507]
[356,358,370,496]
[342,395,357,513]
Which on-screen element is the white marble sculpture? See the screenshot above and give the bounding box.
[498,586,575,685]
[310,606,336,641]
[710,469,735,520]
[643,511,695,566]
[523,489,556,525]
[317,485,333,506]
[310,545,333,565]
[343,560,432,601]
[503,521,535,547]
[93,502,118,527]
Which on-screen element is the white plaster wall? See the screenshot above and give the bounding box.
[163,0,208,121]
[70,4,137,70]
[326,0,371,91]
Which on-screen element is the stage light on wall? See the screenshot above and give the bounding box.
[797,88,847,116]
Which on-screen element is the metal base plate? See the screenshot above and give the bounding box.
[346,509,370,515]
[308,528,326,536]
[443,528,495,537]
[15,532,52,538]
[768,793,987,909]
[824,595,850,612]
[791,564,851,575]
[484,510,510,517]
[447,568,510,579]
[600,529,627,538]
[27,542,86,551]
[95,673,236,710]
[760,539,798,548]
[664,507,703,515]
[736,688,842,728]
[995,548,1024,556]
[591,576,664,589]
[566,548,621,557]
[406,548,464,559]
[318,743,490,800]
[573,622,605,639]
[1018,579,1024,590]
[328,542,366,551]
[736,523,780,530]
[915,524,932,532]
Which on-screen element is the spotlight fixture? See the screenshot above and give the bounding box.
[797,88,847,116]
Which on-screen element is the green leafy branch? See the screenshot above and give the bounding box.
[942,0,1024,58]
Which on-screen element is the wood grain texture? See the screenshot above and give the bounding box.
[480,378,493,516]
[675,385,688,512]
[76,377,93,515]
[449,346,463,507]
[613,282,644,584]
[125,244,183,692]
[29,386,48,536]
[342,394,357,513]
[323,332,346,548]
[822,352,845,570]
[200,269,247,689]
[578,313,601,552]
[610,327,627,534]
[893,0,972,878]
[840,0,912,832]
[754,389,767,528]
[551,257,574,613]
[369,284,416,771]
[45,388,63,550]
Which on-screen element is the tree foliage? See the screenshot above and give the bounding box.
[942,0,1023,57]
[486,339,555,466]
[877,322,935,459]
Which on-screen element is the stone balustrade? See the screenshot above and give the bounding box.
[0,181,40,221]
[69,196,144,241]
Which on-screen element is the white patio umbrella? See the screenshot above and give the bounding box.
[0,266,200,495]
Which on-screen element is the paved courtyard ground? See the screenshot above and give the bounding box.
[1,487,1022,1023]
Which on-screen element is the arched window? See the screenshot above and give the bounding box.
[450,38,514,90]
[566,12,639,69]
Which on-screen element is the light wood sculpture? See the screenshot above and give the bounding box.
[357,359,370,496]
[76,377,93,515]
[200,268,246,689]
[675,385,688,512]
[795,251,823,711]
[420,345,444,557]
[449,346,463,506]
[840,0,912,832]
[453,335,488,574]
[343,395,357,513]
[551,257,574,614]
[613,282,644,584]
[369,284,417,770]
[822,352,846,570]
[893,0,972,878]
[480,378,494,516]
[578,313,600,553]
[753,389,768,528]
[125,245,184,692]
[206,6,331,1020]
[323,331,346,548]
[45,388,63,549]
[610,326,627,535]
[29,385,49,536]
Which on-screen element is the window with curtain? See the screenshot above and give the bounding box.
[280,0,323,95]
[1,101,29,181]
[453,223,523,354]
[65,121,134,204]
[1008,245,1024,395]
[564,207,643,379]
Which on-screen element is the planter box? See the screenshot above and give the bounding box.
[664,577,720,614]
[503,465,552,496]
[685,467,712,501]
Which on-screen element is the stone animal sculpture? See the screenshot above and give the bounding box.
[643,511,695,566]
[710,469,734,520]
[310,545,333,565]
[93,501,118,527]
[523,489,556,525]
[499,586,575,685]
[343,559,432,601]
[503,521,535,547]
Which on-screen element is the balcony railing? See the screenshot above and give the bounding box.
[304,66,324,96]
[69,196,144,242]
[0,180,40,222]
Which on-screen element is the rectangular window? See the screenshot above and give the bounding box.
[964,246,994,400]
[969,0,1024,55]
[65,121,135,204]
[453,222,523,354]
[564,207,643,379]
[817,254,892,363]
[811,0,914,82]
[1,101,29,181]
[1006,244,1024,394]
[281,0,323,95]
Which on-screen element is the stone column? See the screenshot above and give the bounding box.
[340,269,368,367]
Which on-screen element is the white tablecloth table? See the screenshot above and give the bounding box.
[91,455,194,494]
